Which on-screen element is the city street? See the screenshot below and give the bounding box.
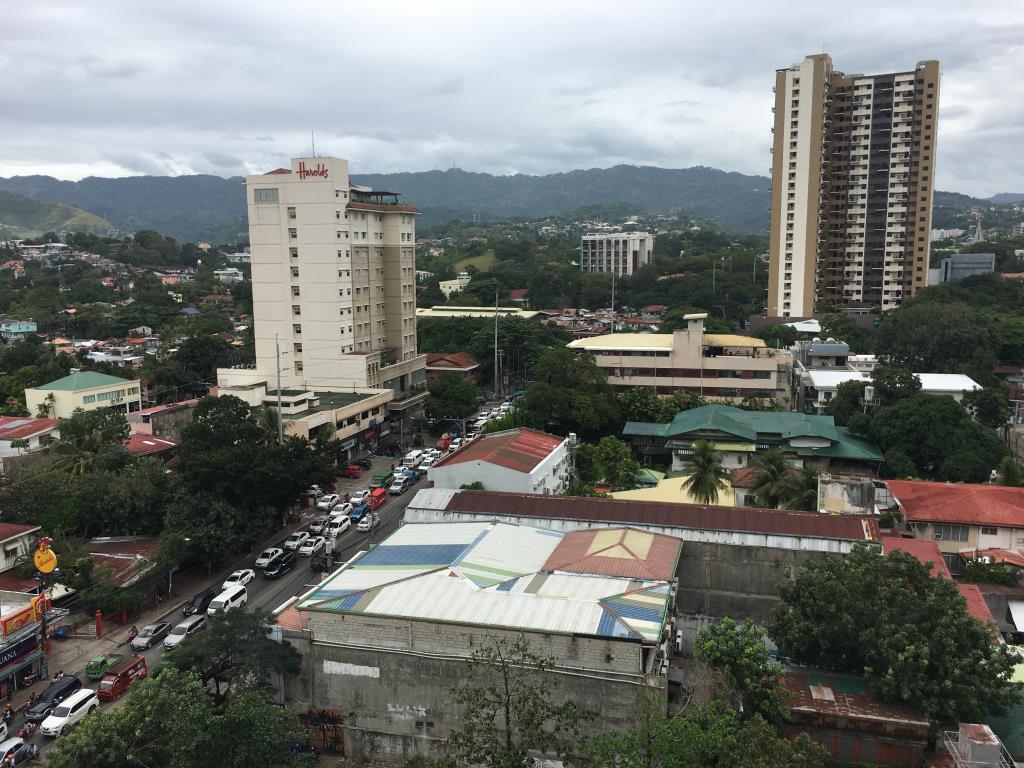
[27,463,419,757]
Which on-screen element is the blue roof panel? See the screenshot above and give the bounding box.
[357,543,468,568]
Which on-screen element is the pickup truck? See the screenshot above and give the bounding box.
[85,653,124,680]
[369,471,393,489]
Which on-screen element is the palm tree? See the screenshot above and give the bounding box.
[257,405,280,446]
[749,449,793,508]
[682,439,729,505]
[781,466,820,511]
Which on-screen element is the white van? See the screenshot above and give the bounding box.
[207,584,248,616]
[402,450,423,469]
[39,688,98,737]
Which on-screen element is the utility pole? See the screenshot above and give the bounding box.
[493,292,499,400]
[275,333,284,445]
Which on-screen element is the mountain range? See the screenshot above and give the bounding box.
[0,166,1016,243]
[0,191,112,240]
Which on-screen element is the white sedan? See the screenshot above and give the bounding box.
[298,536,326,557]
[255,548,283,569]
[350,489,371,506]
[283,531,309,551]
[222,569,255,591]
[316,494,341,512]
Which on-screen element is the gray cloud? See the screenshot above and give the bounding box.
[0,0,1020,196]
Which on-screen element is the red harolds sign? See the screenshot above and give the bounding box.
[297,162,328,180]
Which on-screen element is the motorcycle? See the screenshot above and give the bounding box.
[19,720,38,739]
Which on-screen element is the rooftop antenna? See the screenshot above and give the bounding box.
[311,130,316,157]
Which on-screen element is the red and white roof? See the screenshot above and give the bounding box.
[887,480,1024,528]
[432,429,563,474]
[0,417,58,441]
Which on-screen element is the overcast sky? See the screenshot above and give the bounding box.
[2,0,1022,196]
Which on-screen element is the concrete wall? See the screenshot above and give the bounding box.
[285,618,664,760]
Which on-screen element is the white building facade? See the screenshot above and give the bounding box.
[218,157,426,408]
[580,232,654,277]
[427,428,571,495]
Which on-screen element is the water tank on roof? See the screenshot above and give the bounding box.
[826,337,836,343]
[811,337,822,343]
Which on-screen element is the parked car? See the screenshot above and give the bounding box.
[39,689,98,737]
[341,464,362,479]
[419,457,435,470]
[283,530,309,550]
[326,517,351,537]
[449,438,465,450]
[306,484,324,499]
[264,551,296,579]
[165,615,208,650]
[350,489,372,505]
[25,677,82,723]
[298,536,325,556]
[316,494,341,512]
[357,512,379,533]
[388,477,411,495]
[207,585,247,615]
[334,502,354,517]
[255,548,284,569]
[222,569,255,591]
[183,587,218,616]
[309,516,330,535]
[349,504,370,523]
[130,622,171,651]
[85,654,123,680]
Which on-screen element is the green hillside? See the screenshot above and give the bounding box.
[0,191,114,239]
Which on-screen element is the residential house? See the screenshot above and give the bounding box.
[798,370,981,414]
[424,352,480,383]
[123,433,177,461]
[127,399,198,440]
[508,289,528,305]
[25,371,142,419]
[439,272,472,298]
[213,267,244,284]
[567,313,792,405]
[0,524,40,574]
[623,404,883,476]
[0,417,59,474]
[886,479,1024,575]
[0,321,37,341]
[428,428,570,495]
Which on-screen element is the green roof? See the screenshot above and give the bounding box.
[37,371,134,392]
[624,404,882,463]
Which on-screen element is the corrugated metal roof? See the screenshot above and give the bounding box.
[431,428,564,474]
[440,491,878,542]
[542,528,682,580]
[888,480,1024,527]
[300,521,678,641]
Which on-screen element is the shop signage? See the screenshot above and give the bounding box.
[297,162,329,180]
[0,636,37,673]
[1,595,48,639]
[33,538,57,574]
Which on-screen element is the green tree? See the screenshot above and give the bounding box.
[963,387,1012,428]
[681,440,728,505]
[447,636,592,768]
[45,668,311,768]
[827,378,867,426]
[164,608,301,702]
[426,372,478,420]
[518,348,620,440]
[588,697,827,768]
[770,543,1021,724]
[998,456,1024,487]
[748,449,793,508]
[574,436,641,490]
[869,366,921,405]
[695,618,788,723]
[748,324,798,349]
[47,408,131,476]
[780,465,819,512]
[162,492,261,572]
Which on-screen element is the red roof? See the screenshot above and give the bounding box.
[641,304,667,313]
[509,289,528,301]
[0,524,40,544]
[123,433,177,456]
[442,491,879,542]
[0,417,58,441]
[887,480,1024,527]
[264,167,291,175]
[542,528,681,580]
[425,352,479,371]
[87,537,160,588]
[880,535,952,578]
[134,398,199,418]
[275,603,309,632]
[0,573,39,593]
[432,429,563,474]
[783,671,929,727]
[956,582,999,628]
[730,467,758,489]
[971,548,1024,568]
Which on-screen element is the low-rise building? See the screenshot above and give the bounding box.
[416,306,543,321]
[579,231,653,276]
[280,521,682,758]
[213,267,244,284]
[798,370,981,414]
[123,433,177,461]
[886,479,1024,575]
[567,313,792,405]
[623,403,882,476]
[0,320,37,341]
[428,428,570,495]
[127,399,198,440]
[439,271,471,298]
[424,352,479,383]
[927,252,996,286]
[25,371,142,419]
[0,417,59,474]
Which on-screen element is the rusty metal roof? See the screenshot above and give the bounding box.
[542,528,682,580]
[444,491,878,541]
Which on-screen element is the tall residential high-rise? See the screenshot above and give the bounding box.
[579,231,654,276]
[768,54,940,317]
[217,157,426,447]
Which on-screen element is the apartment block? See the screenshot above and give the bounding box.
[580,231,654,276]
[567,313,791,404]
[217,157,426,420]
[768,55,940,316]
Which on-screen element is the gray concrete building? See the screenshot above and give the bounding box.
[926,252,996,285]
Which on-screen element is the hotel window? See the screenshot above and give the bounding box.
[293,324,302,335]
[290,247,298,258]
[254,188,279,203]
[294,343,302,354]
[291,286,300,296]
[295,361,304,372]
[288,228,297,239]
[287,207,296,219]
[292,305,301,316]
